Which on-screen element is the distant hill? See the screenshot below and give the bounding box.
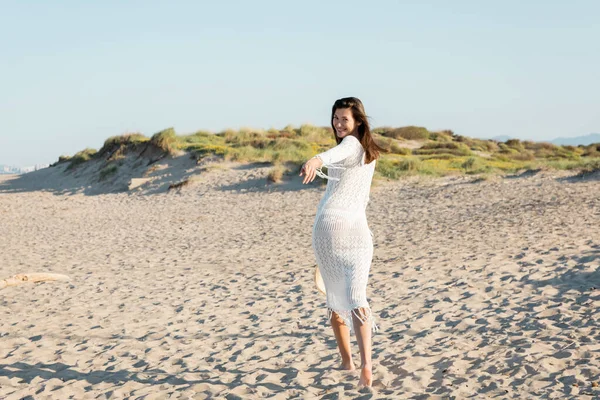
[550,133,600,146]
[489,135,513,142]
[480,133,600,145]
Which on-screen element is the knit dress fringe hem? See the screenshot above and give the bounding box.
[327,305,379,334]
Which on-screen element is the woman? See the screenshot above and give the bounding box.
[300,97,381,388]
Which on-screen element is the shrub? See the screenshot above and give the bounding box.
[375,158,402,179]
[50,155,72,167]
[101,133,148,151]
[270,146,313,164]
[582,144,600,158]
[419,158,462,176]
[267,165,286,183]
[430,130,453,142]
[420,142,461,150]
[387,126,430,140]
[523,141,556,151]
[462,157,477,171]
[98,134,148,161]
[467,139,496,152]
[190,130,212,137]
[188,144,228,161]
[508,151,536,161]
[413,142,472,157]
[267,130,295,139]
[373,136,392,153]
[505,139,524,151]
[547,158,600,175]
[480,141,499,152]
[107,146,127,161]
[498,143,515,154]
[224,146,265,162]
[459,157,492,174]
[272,138,311,152]
[298,125,333,144]
[372,127,394,138]
[577,158,600,175]
[390,143,411,155]
[151,128,178,153]
[281,124,296,136]
[454,136,498,152]
[492,154,511,162]
[398,158,422,171]
[374,136,412,155]
[299,124,318,137]
[67,148,97,170]
[179,132,224,149]
[418,153,458,160]
[99,165,118,181]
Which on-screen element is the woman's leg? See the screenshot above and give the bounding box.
[352,308,373,387]
[331,311,355,370]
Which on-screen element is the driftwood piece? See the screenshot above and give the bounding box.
[168,179,191,192]
[0,273,70,289]
[129,178,153,190]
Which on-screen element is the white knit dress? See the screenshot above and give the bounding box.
[311,135,378,333]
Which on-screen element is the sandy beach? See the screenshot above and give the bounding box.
[1,160,599,399]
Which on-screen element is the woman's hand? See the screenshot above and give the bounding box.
[300,157,323,184]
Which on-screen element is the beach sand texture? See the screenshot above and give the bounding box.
[1,161,599,399]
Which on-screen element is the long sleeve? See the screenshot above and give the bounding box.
[316,135,363,166]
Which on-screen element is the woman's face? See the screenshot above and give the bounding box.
[332,108,359,139]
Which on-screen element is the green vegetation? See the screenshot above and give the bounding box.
[182,124,332,164]
[101,133,149,150]
[576,158,600,176]
[267,165,286,183]
[377,126,430,140]
[99,164,118,181]
[414,142,472,157]
[58,125,600,180]
[67,148,97,170]
[150,128,177,154]
[83,133,149,164]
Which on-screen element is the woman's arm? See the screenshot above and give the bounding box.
[315,135,362,166]
[300,156,322,184]
[300,135,363,184]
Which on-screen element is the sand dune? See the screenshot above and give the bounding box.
[1,159,599,399]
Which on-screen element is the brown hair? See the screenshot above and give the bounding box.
[331,97,381,164]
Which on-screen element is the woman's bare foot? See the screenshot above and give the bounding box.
[340,360,356,371]
[358,363,372,387]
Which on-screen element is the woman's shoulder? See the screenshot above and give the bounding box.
[342,135,361,144]
[341,135,363,152]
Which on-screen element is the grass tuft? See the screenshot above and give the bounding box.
[151,128,178,154]
[67,148,97,170]
[99,165,118,181]
[267,165,286,183]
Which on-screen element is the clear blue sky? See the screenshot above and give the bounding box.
[1,0,598,167]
